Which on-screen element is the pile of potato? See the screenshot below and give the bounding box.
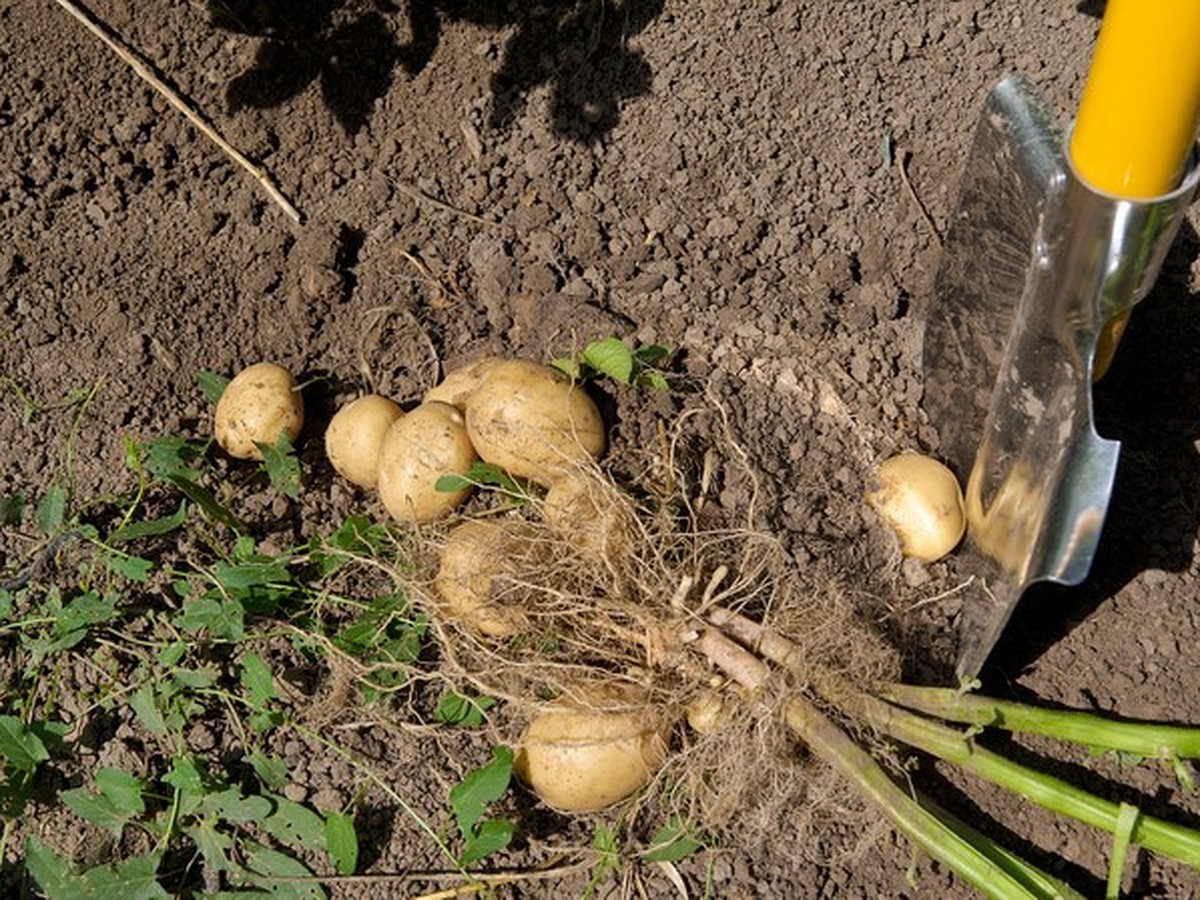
[321,358,661,814]
[211,357,674,814]
[324,358,606,520]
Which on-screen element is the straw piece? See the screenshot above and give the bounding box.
[53,0,302,224]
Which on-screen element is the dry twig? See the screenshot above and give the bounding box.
[52,0,302,223]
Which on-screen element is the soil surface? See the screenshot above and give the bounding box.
[4,0,1200,897]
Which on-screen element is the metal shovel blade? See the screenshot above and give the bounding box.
[923,76,1198,680]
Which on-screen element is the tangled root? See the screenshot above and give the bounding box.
[390,404,900,840]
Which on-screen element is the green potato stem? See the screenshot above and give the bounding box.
[692,629,1061,899]
[876,683,1200,760]
[782,695,1073,900]
[856,694,1200,870]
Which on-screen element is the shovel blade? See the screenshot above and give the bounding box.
[924,76,1197,680]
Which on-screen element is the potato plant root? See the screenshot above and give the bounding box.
[388,415,902,838]
[380,406,1200,891]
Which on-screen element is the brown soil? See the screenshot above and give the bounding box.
[4,0,1200,897]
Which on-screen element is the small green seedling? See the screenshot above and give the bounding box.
[551,338,675,390]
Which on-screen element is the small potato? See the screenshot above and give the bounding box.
[515,695,670,813]
[377,401,478,523]
[685,690,734,735]
[423,356,504,409]
[324,394,403,488]
[465,360,605,485]
[865,453,965,563]
[434,519,545,637]
[214,362,304,460]
[542,474,635,564]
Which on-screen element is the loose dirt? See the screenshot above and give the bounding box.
[3,0,1200,896]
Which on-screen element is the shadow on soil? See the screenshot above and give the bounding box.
[981,220,1200,680]
[206,0,663,140]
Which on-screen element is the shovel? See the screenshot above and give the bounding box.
[922,0,1200,681]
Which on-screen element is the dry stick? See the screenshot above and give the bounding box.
[395,181,500,229]
[52,0,302,224]
[897,149,942,245]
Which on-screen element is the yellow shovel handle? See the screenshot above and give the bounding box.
[1071,0,1200,378]
[1071,0,1200,198]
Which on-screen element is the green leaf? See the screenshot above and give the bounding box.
[176,596,244,640]
[632,343,674,367]
[212,556,293,591]
[36,485,67,535]
[25,837,167,900]
[62,768,145,833]
[435,461,525,500]
[257,432,302,500]
[24,836,82,899]
[157,641,187,668]
[312,516,390,576]
[0,715,50,774]
[165,474,242,532]
[636,370,671,391]
[449,746,513,838]
[586,822,622,895]
[262,796,326,851]
[459,818,514,867]
[206,787,273,823]
[96,768,146,816]
[129,685,168,737]
[104,553,155,583]
[163,756,206,799]
[324,811,358,875]
[582,338,635,383]
[52,591,118,648]
[81,852,170,899]
[171,666,218,690]
[549,356,583,380]
[641,817,704,862]
[109,502,188,543]
[241,652,276,709]
[197,370,231,405]
[434,473,473,493]
[248,749,290,790]
[435,692,495,728]
[61,787,133,836]
[185,819,232,874]
[0,491,24,526]
[238,841,324,899]
[141,436,207,484]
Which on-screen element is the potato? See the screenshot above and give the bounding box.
[325,394,403,488]
[465,360,605,485]
[434,519,544,637]
[865,453,965,563]
[542,474,634,564]
[685,689,734,735]
[423,356,504,409]
[515,695,670,812]
[214,362,304,460]
[377,401,478,522]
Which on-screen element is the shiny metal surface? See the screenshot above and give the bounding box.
[922,75,1199,681]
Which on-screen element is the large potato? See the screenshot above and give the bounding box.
[423,356,504,410]
[377,401,477,522]
[515,694,670,813]
[465,360,605,485]
[214,362,304,460]
[325,394,404,488]
[434,519,545,637]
